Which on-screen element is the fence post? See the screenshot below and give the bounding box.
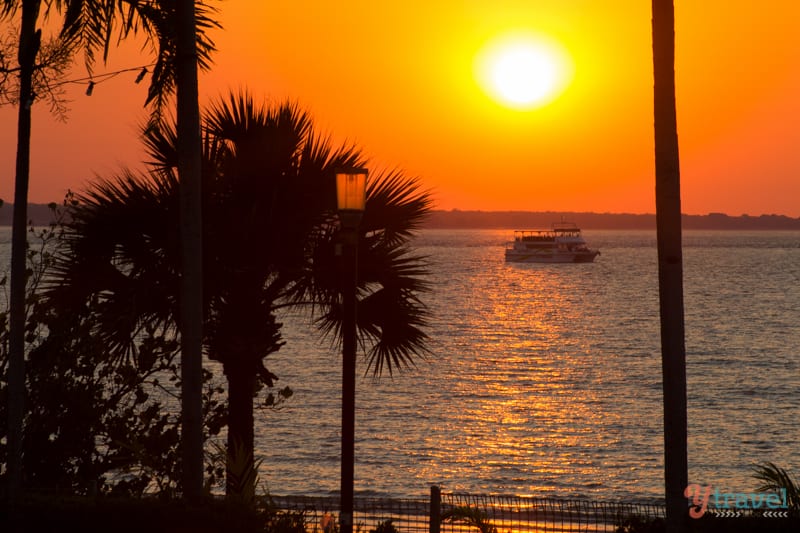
[430,485,441,533]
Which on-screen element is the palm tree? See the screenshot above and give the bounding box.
[63,1,218,499]
[46,91,431,499]
[174,0,206,502]
[0,0,218,498]
[651,1,688,532]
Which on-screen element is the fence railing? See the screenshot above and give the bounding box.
[437,489,664,533]
[265,487,665,533]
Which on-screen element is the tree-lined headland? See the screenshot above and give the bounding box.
[423,210,800,230]
[2,204,800,230]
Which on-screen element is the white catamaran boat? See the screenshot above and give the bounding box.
[505,222,600,263]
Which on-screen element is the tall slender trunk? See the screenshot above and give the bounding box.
[7,0,42,499]
[176,0,204,502]
[651,2,688,532]
[225,367,256,501]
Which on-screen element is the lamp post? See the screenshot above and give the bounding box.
[336,168,367,533]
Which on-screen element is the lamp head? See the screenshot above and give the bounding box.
[336,168,368,213]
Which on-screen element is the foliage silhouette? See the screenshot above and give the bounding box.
[369,519,400,533]
[441,505,497,533]
[0,0,219,497]
[0,207,227,495]
[753,462,800,511]
[44,90,431,499]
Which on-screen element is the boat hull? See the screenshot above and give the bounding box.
[505,250,600,263]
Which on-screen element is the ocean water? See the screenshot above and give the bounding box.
[2,228,798,502]
[264,229,799,502]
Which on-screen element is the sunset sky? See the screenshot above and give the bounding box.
[1,1,799,216]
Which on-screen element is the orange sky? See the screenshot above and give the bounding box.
[1,1,799,216]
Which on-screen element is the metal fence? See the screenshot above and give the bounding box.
[265,494,430,533]
[438,490,664,533]
[264,487,665,533]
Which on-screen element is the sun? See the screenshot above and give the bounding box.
[475,33,572,110]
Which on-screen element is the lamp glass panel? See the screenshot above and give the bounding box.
[336,171,367,211]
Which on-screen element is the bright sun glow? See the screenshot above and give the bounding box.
[475,33,573,110]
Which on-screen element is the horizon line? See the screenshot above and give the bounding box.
[432,209,800,219]
[2,202,799,220]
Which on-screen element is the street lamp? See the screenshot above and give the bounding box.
[336,168,367,533]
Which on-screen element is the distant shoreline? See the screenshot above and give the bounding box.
[1,204,800,230]
[423,210,800,230]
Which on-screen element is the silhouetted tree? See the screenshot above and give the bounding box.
[0,214,227,495]
[175,0,206,501]
[2,0,40,498]
[45,91,431,500]
[651,1,688,532]
[0,0,218,498]
[0,22,72,118]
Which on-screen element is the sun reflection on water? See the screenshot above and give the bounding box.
[412,235,632,498]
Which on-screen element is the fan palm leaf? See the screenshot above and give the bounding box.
[47,170,180,363]
[295,166,432,376]
[753,462,800,510]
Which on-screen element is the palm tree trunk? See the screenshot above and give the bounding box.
[7,0,42,499]
[226,367,256,501]
[651,2,688,532]
[176,0,205,502]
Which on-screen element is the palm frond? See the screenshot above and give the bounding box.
[753,462,800,510]
[0,4,17,18]
[58,1,220,119]
[45,169,180,364]
[363,169,433,247]
[361,290,429,377]
[58,0,115,72]
[205,89,266,139]
[142,117,180,171]
[305,234,431,378]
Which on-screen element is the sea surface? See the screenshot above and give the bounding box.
[2,228,798,502]
[265,229,799,502]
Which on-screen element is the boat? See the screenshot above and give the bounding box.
[504,222,600,263]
